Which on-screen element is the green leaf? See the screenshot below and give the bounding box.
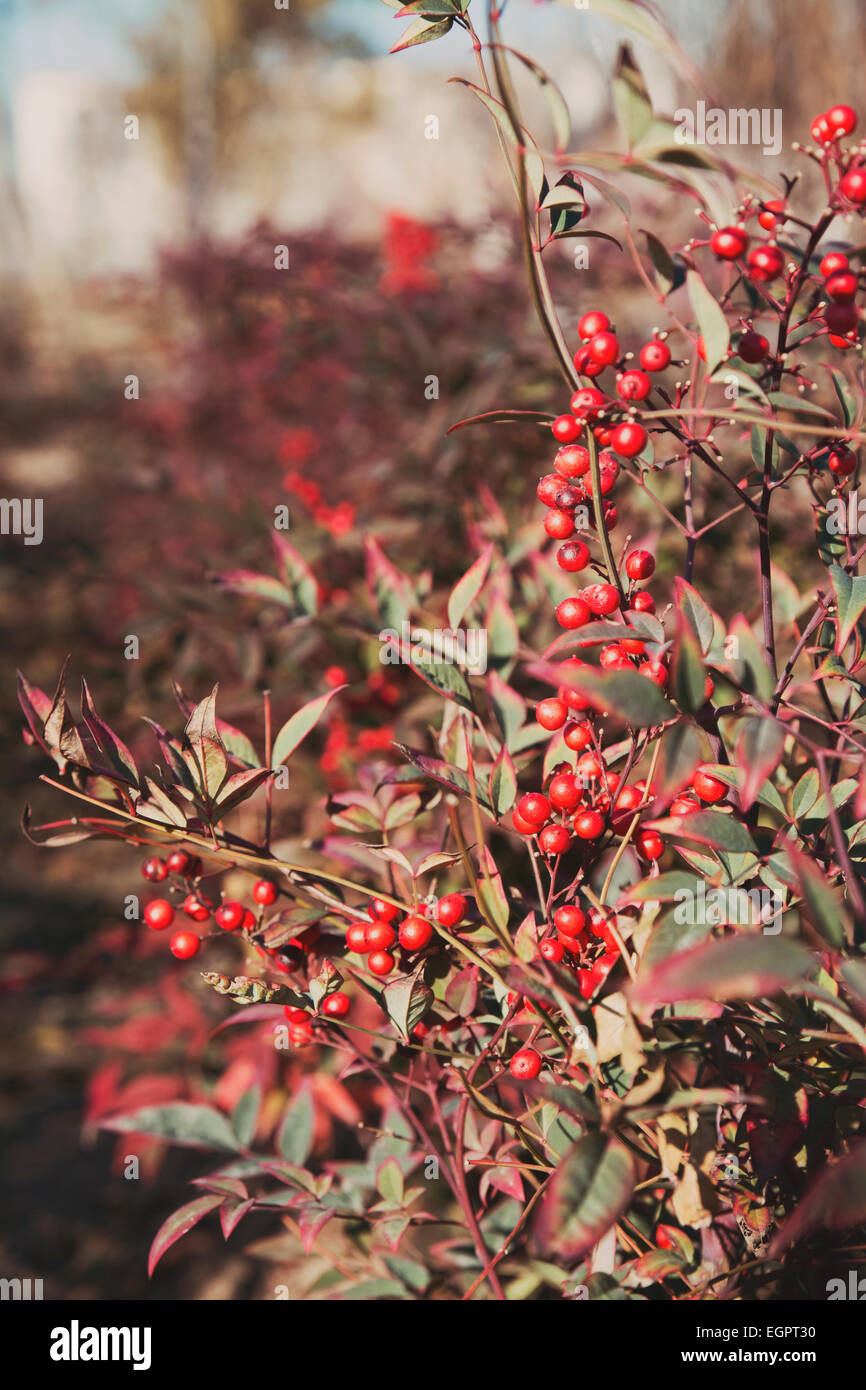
[488,671,526,747]
[649,808,757,856]
[148,1195,222,1277]
[766,391,836,418]
[390,15,453,52]
[448,544,493,630]
[231,1086,260,1148]
[376,1156,405,1205]
[671,612,706,713]
[476,846,510,932]
[784,845,849,949]
[104,1103,240,1151]
[674,577,719,656]
[502,47,571,153]
[214,570,294,608]
[612,44,653,150]
[734,715,784,812]
[641,229,677,296]
[687,269,729,372]
[365,537,416,630]
[727,615,775,701]
[409,652,476,711]
[536,1133,635,1261]
[827,366,857,427]
[273,534,318,618]
[631,935,814,1011]
[395,744,495,815]
[382,962,432,1042]
[278,1086,314,1166]
[272,687,345,768]
[489,745,517,816]
[829,564,866,652]
[659,721,703,795]
[531,660,673,727]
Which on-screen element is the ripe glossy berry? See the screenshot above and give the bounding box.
[141,856,167,882]
[510,1047,542,1081]
[641,659,668,687]
[599,643,631,670]
[584,582,620,616]
[284,1005,309,1023]
[517,793,551,827]
[710,225,748,260]
[399,915,434,951]
[574,808,604,840]
[840,169,866,203]
[617,369,651,402]
[253,880,278,906]
[537,473,562,506]
[538,823,572,856]
[144,899,174,931]
[570,386,606,418]
[559,658,592,711]
[758,199,786,232]
[540,938,565,964]
[290,1022,313,1047]
[737,330,769,364]
[826,301,859,334]
[537,697,568,731]
[577,310,611,341]
[544,508,575,540]
[366,919,397,951]
[556,540,590,572]
[170,930,200,960]
[670,795,699,817]
[587,331,620,367]
[825,270,858,301]
[625,549,655,580]
[620,634,645,656]
[182,893,212,922]
[573,343,606,378]
[241,908,256,930]
[554,485,582,511]
[636,829,664,861]
[556,596,592,629]
[577,750,603,780]
[639,340,671,372]
[346,922,370,953]
[548,772,583,812]
[820,251,850,278]
[367,949,395,977]
[166,849,193,875]
[215,901,245,931]
[611,421,647,457]
[553,904,586,937]
[828,446,857,475]
[563,720,593,751]
[436,893,467,927]
[693,765,728,802]
[631,591,656,614]
[512,807,539,835]
[747,244,784,282]
[827,104,857,137]
[555,445,591,480]
[369,897,399,923]
[322,991,351,1017]
[811,113,832,144]
[552,413,582,443]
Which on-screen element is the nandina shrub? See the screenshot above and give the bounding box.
[18,1,866,1299]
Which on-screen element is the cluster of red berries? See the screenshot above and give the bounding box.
[141,853,279,962]
[550,309,664,457]
[342,892,465,977]
[511,772,663,864]
[282,992,352,1048]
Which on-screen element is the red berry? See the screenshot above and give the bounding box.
[215,901,245,931]
[587,331,620,367]
[538,823,572,856]
[617,369,651,402]
[563,720,593,751]
[828,446,857,476]
[556,540,590,572]
[290,1022,313,1047]
[737,330,769,364]
[747,244,784,282]
[399,915,434,951]
[284,1006,309,1023]
[241,909,256,930]
[370,897,400,922]
[517,793,551,827]
[559,658,592,711]
[693,765,728,803]
[555,444,591,479]
[820,251,850,278]
[556,596,592,629]
[169,930,200,960]
[552,413,583,443]
[573,343,605,378]
[166,849,193,875]
[827,104,857,137]
[324,666,348,688]
[569,386,606,419]
[599,643,631,670]
[631,591,656,614]
[548,772,583,812]
[640,659,669,687]
[141,856,167,882]
[574,808,604,840]
[625,549,655,580]
[436,893,467,927]
[577,750,603,780]
[144,899,174,931]
[840,169,866,203]
[537,697,568,731]
[811,114,832,144]
[826,301,859,334]
[253,880,278,906]
[639,340,671,372]
[537,473,562,505]
[577,310,611,341]
[825,270,858,301]
[346,922,370,953]
[540,938,565,964]
[554,485,582,512]
[366,920,397,951]
[510,1047,542,1081]
[322,991,351,1017]
[670,795,699,817]
[584,582,620,616]
[367,950,395,977]
[710,225,748,260]
[182,893,212,922]
[636,829,664,861]
[758,199,786,232]
[544,508,575,540]
[512,807,540,836]
[611,421,647,457]
[553,904,586,937]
